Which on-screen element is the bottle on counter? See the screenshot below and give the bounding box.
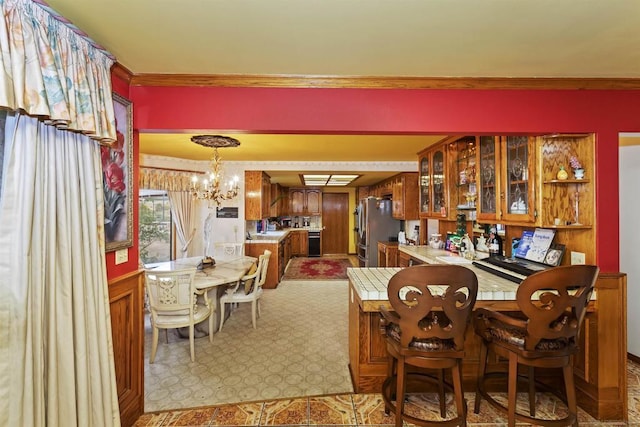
[487,227,503,257]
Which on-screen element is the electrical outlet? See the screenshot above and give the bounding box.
[115,248,128,265]
[570,251,586,265]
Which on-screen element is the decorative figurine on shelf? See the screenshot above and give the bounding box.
[476,234,489,252]
[556,165,569,180]
[570,156,585,179]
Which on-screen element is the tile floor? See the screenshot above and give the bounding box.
[135,358,640,426]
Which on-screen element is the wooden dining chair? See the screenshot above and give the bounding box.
[213,242,244,259]
[473,264,599,427]
[379,264,478,427]
[144,267,215,362]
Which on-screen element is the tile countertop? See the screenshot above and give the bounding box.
[348,244,595,303]
[245,228,322,244]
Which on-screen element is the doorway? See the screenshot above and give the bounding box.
[321,193,349,255]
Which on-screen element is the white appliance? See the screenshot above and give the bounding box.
[356,198,401,267]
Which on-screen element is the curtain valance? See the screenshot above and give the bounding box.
[0,0,117,144]
[140,167,200,192]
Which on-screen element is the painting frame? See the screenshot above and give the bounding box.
[103,92,133,252]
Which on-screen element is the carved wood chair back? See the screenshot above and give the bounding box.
[384,264,479,351]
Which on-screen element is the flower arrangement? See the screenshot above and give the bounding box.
[101,130,127,241]
[569,156,583,170]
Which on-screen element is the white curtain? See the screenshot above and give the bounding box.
[0,113,120,426]
[168,191,197,258]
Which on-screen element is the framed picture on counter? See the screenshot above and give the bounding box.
[102,93,133,252]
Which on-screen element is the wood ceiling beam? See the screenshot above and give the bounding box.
[112,63,640,90]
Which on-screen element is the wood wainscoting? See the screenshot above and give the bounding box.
[348,272,628,422]
[109,269,145,427]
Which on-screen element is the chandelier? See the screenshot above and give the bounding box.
[190,135,241,206]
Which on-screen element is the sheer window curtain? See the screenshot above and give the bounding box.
[0,113,120,426]
[168,191,197,258]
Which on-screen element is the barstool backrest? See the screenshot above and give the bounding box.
[516,264,599,351]
[387,264,478,350]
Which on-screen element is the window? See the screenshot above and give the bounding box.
[139,190,172,263]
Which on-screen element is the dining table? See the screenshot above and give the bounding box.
[144,254,257,334]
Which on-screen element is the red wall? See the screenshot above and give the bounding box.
[106,75,140,281]
[129,85,640,273]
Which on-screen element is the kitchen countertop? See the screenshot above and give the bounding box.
[349,244,596,304]
[245,227,322,244]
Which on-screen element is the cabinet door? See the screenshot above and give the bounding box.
[244,171,264,220]
[261,173,271,218]
[431,148,447,216]
[477,136,500,221]
[290,231,301,255]
[501,136,536,223]
[419,154,430,217]
[305,189,322,215]
[451,137,477,221]
[392,178,404,219]
[299,231,308,256]
[289,188,305,214]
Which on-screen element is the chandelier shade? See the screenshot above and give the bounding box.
[190,135,241,206]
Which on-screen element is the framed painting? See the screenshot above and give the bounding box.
[103,92,133,252]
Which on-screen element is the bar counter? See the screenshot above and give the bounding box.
[347,245,627,421]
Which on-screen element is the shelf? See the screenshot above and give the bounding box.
[543,179,590,184]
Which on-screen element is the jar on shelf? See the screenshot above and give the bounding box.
[556,165,569,180]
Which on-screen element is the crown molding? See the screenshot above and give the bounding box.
[111,63,133,84]
[120,68,640,90]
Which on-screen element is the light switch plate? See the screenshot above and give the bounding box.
[570,251,586,265]
[115,248,128,265]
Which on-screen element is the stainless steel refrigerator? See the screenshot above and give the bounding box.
[356,198,401,267]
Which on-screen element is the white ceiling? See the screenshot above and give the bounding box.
[43,0,640,187]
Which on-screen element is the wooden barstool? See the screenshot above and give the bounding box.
[380,264,478,427]
[473,264,599,427]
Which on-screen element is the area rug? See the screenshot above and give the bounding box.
[281,257,351,280]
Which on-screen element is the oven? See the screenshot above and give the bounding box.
[308,231,321,257]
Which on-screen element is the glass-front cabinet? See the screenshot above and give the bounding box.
[432,148,446,216]
[502,136,536,223]
[418,143,448,218]
[473,135,536,223]
[419,154,430,216]
[477,136,499,221]
[450,136,477,220]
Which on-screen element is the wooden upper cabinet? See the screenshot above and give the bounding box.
[289,187,322,215]
[245,171,271,220]
[305,189,322,215]
[418,141,449,219]
[500,136,536,223]
[450,135,536,224]
[391,173,419,220]
[270,183,288,217]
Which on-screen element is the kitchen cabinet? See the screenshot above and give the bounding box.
[245,242,281,289]
[391,172,419,220]
[377,241,398,267]
[289,187,322,215]
[448,136,478,221]
[289,229,308,257]
[418,141,449,219]
[245,171,271,220]
[474,136,536,224]
[398,250,424,267]
[270,183,288,217]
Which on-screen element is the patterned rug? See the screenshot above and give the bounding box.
[282,257,351,280]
